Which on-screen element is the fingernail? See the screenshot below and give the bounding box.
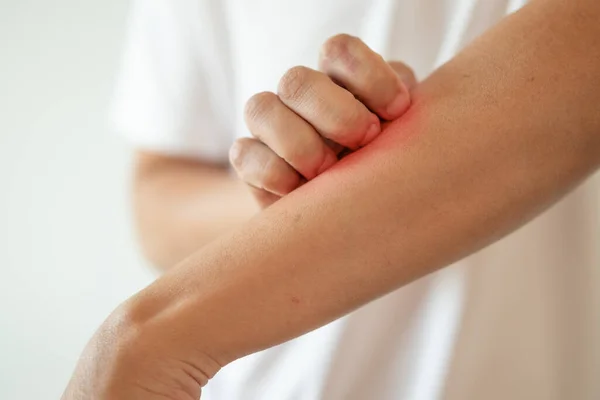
[386,91,410,119]
[359,120,381,147]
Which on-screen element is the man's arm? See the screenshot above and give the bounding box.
[135,53,415,270]
[64,0,600,398]
[133,152,259,269]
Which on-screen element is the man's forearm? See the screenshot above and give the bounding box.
[125,0,600,377]
[134,152,259,269]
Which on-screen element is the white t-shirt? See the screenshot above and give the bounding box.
[111,1,600,399]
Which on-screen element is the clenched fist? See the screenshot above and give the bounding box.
[230,34,417,207]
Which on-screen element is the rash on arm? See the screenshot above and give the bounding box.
[125,0,600,375]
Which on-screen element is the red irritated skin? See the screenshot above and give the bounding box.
[230,35,415,208]
[136,0,600,367]
[62,0,600,399]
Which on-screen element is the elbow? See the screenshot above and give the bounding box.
[132,151,241,271]
[132,180,207,272]
[134,225,179,273]
[132,194,179,272]
[132,159,190,272]
[132,176,216,272]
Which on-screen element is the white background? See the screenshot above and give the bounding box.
[0,2,155,398]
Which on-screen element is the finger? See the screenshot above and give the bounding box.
[277,66,381,149]
[247,185,280,208]
[244,92,338,180]
[388,61,418,90]
[229,138,302,196]
[323,137,346,156]
[318,34,411,121]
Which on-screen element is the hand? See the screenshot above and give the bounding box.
[61,35,418,400]
[230,34,417,208]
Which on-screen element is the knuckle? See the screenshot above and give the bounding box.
[331,98,365,132]
[328,115,351,138]
[388,61,416,87]
[402,67,417,87]
[331,111,369,146]
[280,143,314,175]
[283,145,308,166]
[321,34,354,59]
[291,146,325,179]
[277,66,312,102]
[390,61,414,75]
[364,56,393,88]
[360,73,382,94]
[244,91,278,125]
[320,34,359,68]
[262,160,286,190]
[404,65,416,80]
[228,138,252,170]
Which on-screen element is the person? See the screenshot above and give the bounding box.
[63,0,600,399]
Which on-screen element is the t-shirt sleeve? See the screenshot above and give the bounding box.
[110,0,234,162]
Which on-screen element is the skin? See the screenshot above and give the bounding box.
[231,45,416,208]
[133,43,414,269]
[133,153,258,269]
[63,0,600,399]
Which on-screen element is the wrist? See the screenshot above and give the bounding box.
[118,293,225,372]
[71,296,225,399]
